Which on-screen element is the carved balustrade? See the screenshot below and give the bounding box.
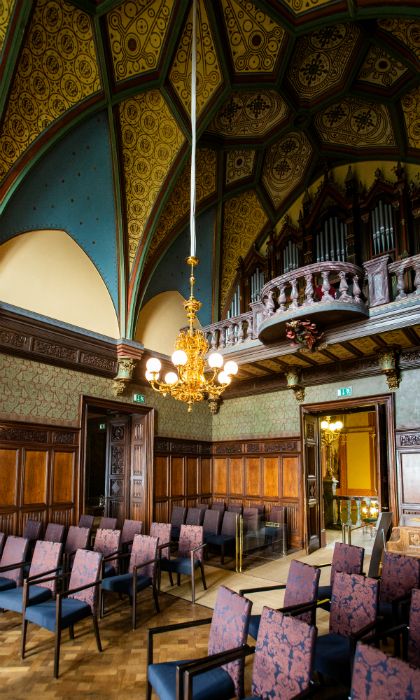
[388,254,420,301]
[205,312,254,350]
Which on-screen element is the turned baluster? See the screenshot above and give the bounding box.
[247,315,253,340]
[321,270,334,302]
[338,270,351,301]
[219,326,226,349]
[211,330,218,350]
[290,277,299,309]
[276,283,287,312]
[394,267,407,300]
[352,274,362,303]
[264,290,275,316]
[413,261,420,295]
[226,323,234,346]
[304,273,314,305]
[238,320,244,343]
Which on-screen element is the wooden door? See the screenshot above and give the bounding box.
[303,413,321,553]
[130,414,147,525]
[105,416,130,523]
[375,403,390,513]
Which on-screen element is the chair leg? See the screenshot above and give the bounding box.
[69,625,74,640]
[132,591,137,631]
[177,573,181,587]
[93,615,102,652]
[153,585,160,614]
[199,562,207,591]
[146,681,152,700]
[21,619,28,659]
[169,570,174,587]
[54,627,61,679]
[221,543,225,565]
[191,568,196,604]
[100,589,105,618]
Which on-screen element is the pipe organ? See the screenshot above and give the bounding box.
[227,283,241,319]
[283,240,299,273]
[371,200,394,255]
[316,217,347,263]
[250,267,265,303]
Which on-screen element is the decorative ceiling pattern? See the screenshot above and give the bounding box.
[119,90,185,266]
[0,0,14,54]
[169,0,222,117]
[209,90,289,137]
[221,190,268,311]
[378,19,420,64]
[282,0,338,14]
[315,98,396,149]
[357,46,407,88]
[145,147,217,263]
[262,131,312,209]
[401,86,420,151]
[221,0,287,74]
[226,149,256,185]
[0,0,100,182]
[107,0,174,82]
[287,23,360,102]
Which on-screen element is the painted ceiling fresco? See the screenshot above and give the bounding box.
[0,0,419,338]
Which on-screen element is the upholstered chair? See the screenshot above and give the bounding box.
[101,534,159,629]
[316,541,365,608]
[227,503,243,514]
[211,501,225,512]
[0,532,6,557]
[408,588,420,667]
[186,508,205,526]
[170,506,186,542]
[203,509,222,543]
[314,572,379,688]
[93,528,121,578]
[22,549,103,678]
[23,518,43,542]
[150,522,173,589]
[240,559,321,639]
[63,526,90,572]
[264,506,288,553]
[78,514,94,529]
[0,536,29,591]
[147,585,252,700]
[121,518,143,547]
[98,516,118,530]
[205,510,238,564]
[159,524,206,603]
[379,551,420,625]
[44,523,65,544]
[350,641,420,699]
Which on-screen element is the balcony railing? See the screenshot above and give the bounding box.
[202,254,420,350]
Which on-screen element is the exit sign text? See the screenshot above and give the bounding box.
[133,393,146,404]
[337,386,352,397]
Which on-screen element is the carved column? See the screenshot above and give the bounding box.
[363,255,391,307]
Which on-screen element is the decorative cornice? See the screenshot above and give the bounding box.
[0,421,77,446]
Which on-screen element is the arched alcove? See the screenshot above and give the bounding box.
[136,290,201,356]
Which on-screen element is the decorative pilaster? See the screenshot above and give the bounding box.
[286,369,305,402]
[112,341,144,397]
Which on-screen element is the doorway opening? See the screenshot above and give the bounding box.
[302,394,396,554]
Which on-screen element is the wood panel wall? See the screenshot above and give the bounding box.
[212,438,303,549]
[153,437,212,523]
[0,421,79,535]
[396,429,420,520]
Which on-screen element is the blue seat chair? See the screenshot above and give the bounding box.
[159,524,206,603]
[0,536,29,592]
[315,541,365,610]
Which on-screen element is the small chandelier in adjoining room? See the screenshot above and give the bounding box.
[145,0,238,412]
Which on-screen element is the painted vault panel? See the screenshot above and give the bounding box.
[0,0,14,55]
[169,0,222,117]
[282,0,339,14]
[119,90,185,267]
[315,97,396,149]
[357,45,407,89]
[226,150,256,185]
[402,86,420,151]
[107,0,174,81]
[378,19,420,64]
[0,0,101,183]
[210,90,289,138]
[221,0,287,74]
[262,131,312,209]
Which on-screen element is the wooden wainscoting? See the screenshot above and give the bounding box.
[0,421,79,534]
[153,437,212,523]
[212,438,303,549]
[396,429,420,521]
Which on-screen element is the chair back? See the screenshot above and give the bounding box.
[93,528,121,569]
[203,509,222,536]
[0,536,29,585]
[99,517,118,530]
[208,585,252,698]
[243,507,258,533]
[29,540,62,593]
[170,506,186,527]
[330,541,364,586]
[129,534,158,580]
[252,607,316,700]
[351,641,420,699]
[284,559,320,624]
[380,551,420,603]
[367,511,393,578]
[150,522,172,559]
[78,514,94,529]
[0,532,5,557]
[23,518,43,541]
[211,501,225,512]
[44,523,65,543]
[227,503,243,514]
[408,588,420,667]
[330,572,378,636]
[69,549,102,612]
[186,508,203,526]
[121,519,143,545]
[221,511,238,537]
[65,526,90,555]
[269,506,286,524]
[178,525,204,561]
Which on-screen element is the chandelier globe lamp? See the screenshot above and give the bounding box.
[145,0,238,412]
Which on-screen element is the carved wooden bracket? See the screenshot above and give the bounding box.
[378,349,400,390]
[286,369,305,402]
[112,356,137,396]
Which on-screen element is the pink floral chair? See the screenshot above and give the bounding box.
[63,526,90,572]
[350,641,420,699]
[0,536,29,591]
[316,541,365,609]
[147,585,252,700]
[159,524,206,603]
[98,516,118,530]
[44,523,65,543]
[93,528,121,578]
[22,548,103,678]
[379,551,420,626]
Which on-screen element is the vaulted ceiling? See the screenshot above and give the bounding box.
[0,0,419,339]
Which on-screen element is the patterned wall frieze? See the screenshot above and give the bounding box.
[396,431,420,448]
[315,97,396,149]
[378,19,420,64]
[221,190,268,312]
[287,23,361,102]
[209,90,289,138]
[107,0,173,82]
[281,0,338,14]
[0,0,101,182]
[119,90,185,266]
[155,437,211,454]
[169,0,222,117]
[226,149,256,185]
[145,147,217,264]
[0,0,14,55]
[402,86,420,151]
[357,45,407,89]
[262,131,312,209]
[221,0,287,74]
[0,423,77,445]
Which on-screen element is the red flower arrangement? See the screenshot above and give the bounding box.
[285,319,323,351]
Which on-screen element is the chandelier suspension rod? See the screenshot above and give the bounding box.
[190,0,197,259]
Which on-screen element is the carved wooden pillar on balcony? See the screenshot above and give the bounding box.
[344,165,358,265]
[266,230,277,280]
[394,163,410,255]
[363,256,391,307]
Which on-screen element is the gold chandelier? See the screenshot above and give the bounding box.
[145,0,238,413]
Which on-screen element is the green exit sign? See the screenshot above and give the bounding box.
[133,393,146,404]
[337,386,352,397]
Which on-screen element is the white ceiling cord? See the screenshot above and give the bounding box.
[190,0,197,259]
